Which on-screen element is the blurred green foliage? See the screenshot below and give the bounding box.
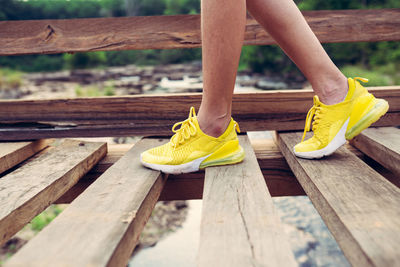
[75,81,115,97]
[75,85,103,97]
[64,52,107,69]
[340,65,391,86]
[75,83,116,97]
[0,68,23,89]
[0,0,399,84]
[29,205,64,232]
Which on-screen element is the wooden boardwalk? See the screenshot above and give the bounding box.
[0,127,399,266]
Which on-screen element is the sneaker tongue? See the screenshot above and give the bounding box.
[344,78,356,101]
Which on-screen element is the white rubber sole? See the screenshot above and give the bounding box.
[140,154,211,174]
[294,118,349,159]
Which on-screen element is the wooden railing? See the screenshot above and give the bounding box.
[0,9,399,55]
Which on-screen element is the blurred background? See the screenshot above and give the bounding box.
[0,1,399,266]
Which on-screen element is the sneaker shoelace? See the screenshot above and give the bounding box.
[170,107,198,148]
[170,106,241,148]
[301,95,323,142]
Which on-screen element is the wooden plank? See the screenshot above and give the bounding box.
[0,9,399,56]
[0,139,106,246]
[6,138,167,267]
[0,139,50,174]
[198,135,297,267]
[0,87,398,140]
[54,138,305,204]
[277,132,400,267]
[351,127,400,179]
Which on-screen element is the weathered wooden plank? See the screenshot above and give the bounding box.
[0,9,399,56]
[351,127,400,179]
[0,139,50,174]
[277,132,400,267]
[198,135,297,267]
[0,139,106,246]
[6,139,167,267]
[0,87,398,140]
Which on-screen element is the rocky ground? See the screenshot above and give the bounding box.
[0,238,27,264]
[274,197,350,267]
[135,201,189,252]
[0,61,306,100]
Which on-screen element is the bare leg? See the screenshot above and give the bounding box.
[246,0,348,105]
[198,0,347,137]
[197,0,247,137]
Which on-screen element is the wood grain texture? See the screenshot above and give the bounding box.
[198,135,297,267]
[351,127,400,180]
[0,87,398,140]
[6,139,167,267]
[0,9,399,56]
[0,139,51,174]
[0,139,106,246]
[277,132,400,267]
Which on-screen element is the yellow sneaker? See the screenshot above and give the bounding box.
[140,107,245,174]
[294,77,389,159]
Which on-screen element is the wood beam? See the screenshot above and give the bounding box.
[1,9,399,56]
[1,87,399,140]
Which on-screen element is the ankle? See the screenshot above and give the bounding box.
[197,112,231,138]
[316,75,348,105]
